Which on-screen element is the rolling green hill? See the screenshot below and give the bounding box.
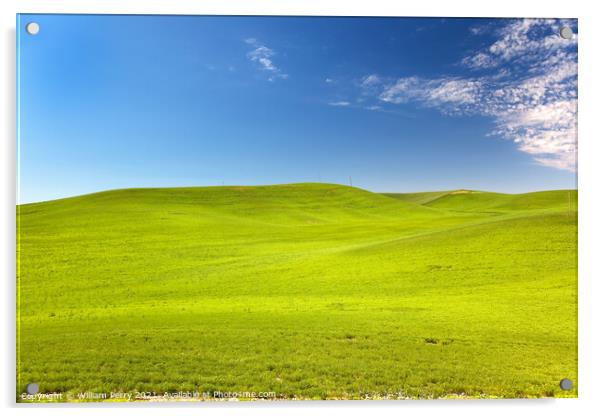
[381,190,452,205]
[17,184,577,400]
[383,189,577,213]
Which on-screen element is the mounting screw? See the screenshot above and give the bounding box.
[559,378,573,391]
[560,26,573,40]
[25,22,40,35]
[25,383,39,394]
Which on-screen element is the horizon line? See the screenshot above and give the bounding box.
[16,182,578,206]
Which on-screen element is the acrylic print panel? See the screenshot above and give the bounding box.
[16,14,578,402]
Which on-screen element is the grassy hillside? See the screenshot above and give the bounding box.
[17,184,577,400]
[384,189,577,214]
[381,190,451,205]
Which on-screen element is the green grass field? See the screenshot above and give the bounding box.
[16,183,577,400]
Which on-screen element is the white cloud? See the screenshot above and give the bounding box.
[245,38,288,81]
[359,74,383,97]
[461,52,495,69]
[361,74,381,87]
[426,79,482,105]
[493,99,577,171]
[325,78,334,83]
[379,77,482,114]
[328,101,351,107]
[379,77,421,103]
[463,19,577,70]
[371,18,577,172]
[469,24,492,36]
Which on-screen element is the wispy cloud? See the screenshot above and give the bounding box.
[462,19,575,70]
[379,77,482,109]
[328,101,351,107]
[466,20,501,37]
[364,105,382,111]
[361,74,381,88]
[359,74,383,97]
[244,38,288,81]
[352,19,578,171]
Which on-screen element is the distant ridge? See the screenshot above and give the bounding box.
[381,189,577,213]
[18,183,440,226]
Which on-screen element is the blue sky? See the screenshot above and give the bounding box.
[17,15,578,203]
